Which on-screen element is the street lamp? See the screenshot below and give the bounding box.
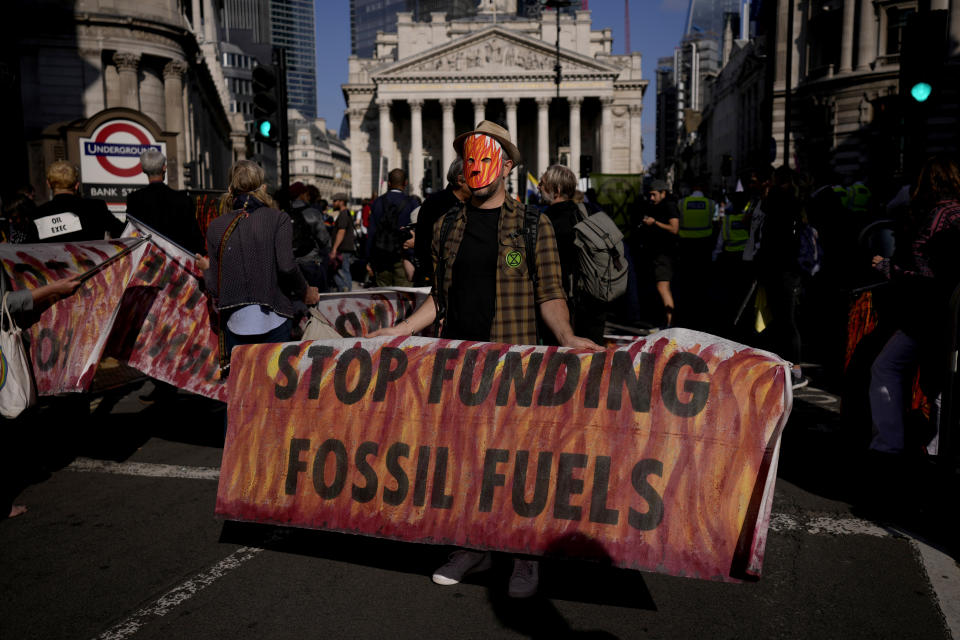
[544,0,576,98]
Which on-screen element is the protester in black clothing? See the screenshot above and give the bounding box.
[756,166,807,388]
[639,179,679,327]
[287,182,332,291]
[32,161,124,243]
[125,150,204,254]
[413,159,472,286]
[366,169,415,287]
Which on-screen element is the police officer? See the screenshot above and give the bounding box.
[676,182,717,328]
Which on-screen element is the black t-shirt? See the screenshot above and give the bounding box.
[640,200,679,256]
[443,206,500,341]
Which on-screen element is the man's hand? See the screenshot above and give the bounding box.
[643,216,655,226]
[46,275,83,302]
[367,324,410,338]
[559,335,605,351]
[871,254,884,267]
[195,254,210,271]
[31,275,83,307]
[304,286,320,305]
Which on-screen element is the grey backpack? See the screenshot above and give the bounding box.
[573,207,629,302]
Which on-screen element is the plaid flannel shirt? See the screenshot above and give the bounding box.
[431,195,566,345]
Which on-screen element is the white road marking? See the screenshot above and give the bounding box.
[911,537,960,640]
[94,546,263,640]
[67,457,220,481]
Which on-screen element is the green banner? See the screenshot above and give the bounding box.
[591,173,644,232]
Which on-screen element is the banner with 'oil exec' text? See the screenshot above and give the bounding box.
[215,329,792,582]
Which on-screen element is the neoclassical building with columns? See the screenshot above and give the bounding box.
[342,5,648,199]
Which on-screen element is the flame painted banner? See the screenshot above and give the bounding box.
[0,239,148,393]
[111,220,227,400]
[1,227,430,400]
[313,288,429,338]
[216,329,791,581]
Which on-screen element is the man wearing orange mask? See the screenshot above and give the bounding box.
[370,120,601,598]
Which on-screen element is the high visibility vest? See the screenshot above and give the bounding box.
[679,196,713,238]
[722,211,749,252]
[832,185,850,208]
[847,183,871,213]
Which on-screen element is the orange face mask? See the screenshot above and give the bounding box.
[463,134,503,189]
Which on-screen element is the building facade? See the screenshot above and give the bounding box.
[342,4,647,199]
[270,0,317,118]
[220,0,277,184]
[770,0,960,188]
[7,0,247,198]
[288,111,352,201]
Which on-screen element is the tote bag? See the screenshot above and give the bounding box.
[0,292,37,418]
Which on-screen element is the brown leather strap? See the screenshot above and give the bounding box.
[216,210,247,375]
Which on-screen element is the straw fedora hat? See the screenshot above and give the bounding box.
[453,120,522,167]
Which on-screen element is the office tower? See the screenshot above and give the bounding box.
[270,0,318,118]
[350,0,477,59]
[684,0,744,40]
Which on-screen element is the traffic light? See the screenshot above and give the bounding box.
[899,10,948,105]
[252,64,280,144]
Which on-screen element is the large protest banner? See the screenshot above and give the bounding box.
[2,227,430,399]
[0,239,148,393]
[216,329,791,581]
[110,220,227,401]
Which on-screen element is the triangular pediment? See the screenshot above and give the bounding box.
[372,27,620,80]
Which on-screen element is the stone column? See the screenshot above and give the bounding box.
[472,98,486,126]
[409,98,424,198]
[113,52,141,110]
[629,104,643,174]
[839,0,856,73]
[163,60,188,188]
[440,98,456,175]
[600,96,613,173]
[536,97,550,175]
[203,0,217,43]
[856,0,877,71]
[377,98,393,183]
[568,97,581,178]
[192,0,202,34]
[504,97,519,153]
[348,106,367,199]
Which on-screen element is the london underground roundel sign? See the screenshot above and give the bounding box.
[79,118,166,184]
[78,117,167,213]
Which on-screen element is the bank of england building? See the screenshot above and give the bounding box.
[342,2,647,199]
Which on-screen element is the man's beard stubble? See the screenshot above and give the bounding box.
[469,176,503,204]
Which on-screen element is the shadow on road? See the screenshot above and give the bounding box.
[219,519,657,624]
[777,390,959,561]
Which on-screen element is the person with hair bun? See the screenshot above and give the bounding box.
[196,160,319,372]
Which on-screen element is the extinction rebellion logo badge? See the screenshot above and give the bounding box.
[505,251,522,269]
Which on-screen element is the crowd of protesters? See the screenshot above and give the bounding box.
[2,137,959,577]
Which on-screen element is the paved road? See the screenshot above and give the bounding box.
[1,384,957,640]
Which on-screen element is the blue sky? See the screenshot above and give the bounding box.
[314,1,688,169]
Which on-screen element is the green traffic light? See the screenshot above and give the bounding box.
[259,120,272,137]
[911,82,932,102]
